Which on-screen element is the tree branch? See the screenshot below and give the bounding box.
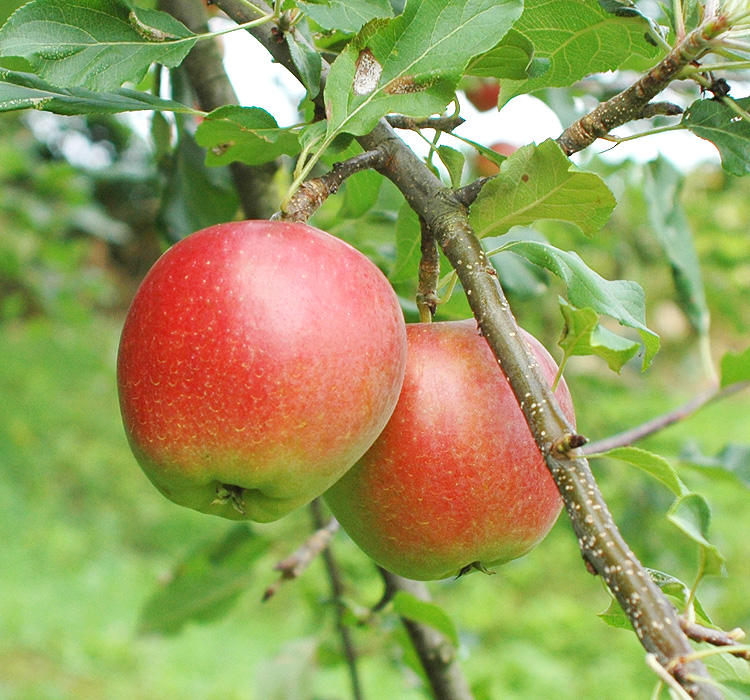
[279,148,389,222]
[310,500,365,700]
[209,3,726,697]
[378,568,475,700]
[556,16,729,156]
[582,382,750,456]
[159,0,277,219]
[262,508,340,601]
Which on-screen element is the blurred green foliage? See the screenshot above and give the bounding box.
[1,104,749,700]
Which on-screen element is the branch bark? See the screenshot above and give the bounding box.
[379,569,475,700]
[206,3,726,698]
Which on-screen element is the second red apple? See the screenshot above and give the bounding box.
[325,320,575,580]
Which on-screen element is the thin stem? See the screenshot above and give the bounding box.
[378,569,475,700]
[646,654,695,700]
[195,14,275,41]
[311,500,365,700]
[674,0,686,41]
[599,124,685,144]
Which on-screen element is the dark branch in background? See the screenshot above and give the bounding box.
[309,500,365,700]
[197,2,725,698]
[556,16,728,156]
[278,148,388,222]
[378,568,475,700]
[582,382,750,456]
[158,0,277,219]
[262,508,340,601]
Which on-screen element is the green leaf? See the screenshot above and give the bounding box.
[646,569,713,624]
[0,0,197,91]
[139,524,271,635]
[436,145,465,188]
[495,0,660,105]
[558,300,641,372]
[0,68,195,115]
[682,97,750,177]
[680,442,750,489]
[720,346,750,388]
[466,29,540,81]
[499,240,660,368]
[324,0,523,138]
[697,643,750,685]
[667,493,725,576]
[469,140,616,239]
[392,591,460,647]
[390,202,422,284]
[195,105,300,166]
[159,116,239,241]
[339,168,383,218]
[285,29,322,98]
[600,446,688,496]
[643,158,710,335]
[298,0,394,33]
[598,569,712,630]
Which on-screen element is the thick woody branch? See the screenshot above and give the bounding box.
[378,568,475,700]
[279,148,388,222]
[210,3,725,698]
[159,0,277,219]
[556,16,729,156]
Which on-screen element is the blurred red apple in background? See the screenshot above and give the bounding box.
[463,78,500,112]
[476,142,518,177]
[325,319,575,580]
[117,220,407,522]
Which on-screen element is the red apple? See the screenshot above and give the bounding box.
[117,220,407,522]
[324,319,575,580]
[476,142,518,177]
[463,78,500,112]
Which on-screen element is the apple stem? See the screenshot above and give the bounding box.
[417,218,440,322]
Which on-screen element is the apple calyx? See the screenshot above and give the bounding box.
[212,484,248,515]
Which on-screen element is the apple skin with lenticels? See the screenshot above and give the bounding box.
[117,220,407,522]
[325,319,575,581]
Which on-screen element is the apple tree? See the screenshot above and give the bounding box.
[2,0,750,698]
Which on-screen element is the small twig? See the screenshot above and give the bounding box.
[417,218,440,321]
[262,507,340,601]
[582,382,749,456]
[557,16,730,155]
[453,176,491,207]
[646,653,695,700]
[386,114,466,132]
[680,619,750,661]
[639,101,684,118]
[278,148,388,222]
[378,568,475,700]
[310,500,365,700]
